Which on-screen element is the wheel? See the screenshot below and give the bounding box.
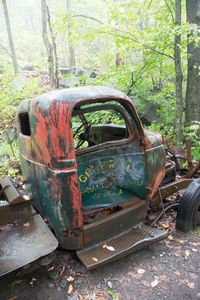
[176,178,200,232]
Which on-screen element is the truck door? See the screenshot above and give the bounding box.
[72,99,148,210]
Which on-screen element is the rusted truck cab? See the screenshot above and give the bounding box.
[17,86,167,268]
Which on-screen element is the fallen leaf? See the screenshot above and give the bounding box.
[92,257,98,262]
[60,265,66,277]
[102,244,115,251]
[187,282,195,289]
[0,224,11,231]
[120,276,129,282]
[137,268,145,275]
[174,271,180,276]
[189,242,200,247]
[160,285,168,290]
[66,276,75,282]
[29,278,37,286]
[8,297,17,300]
[23,222,30,227]
[128,272,142,280]
[75,272,84,277]
[175,245,181,250]
[47,266,54,272]
[140,280,150,288]
[158,275,170,282]
[147,264,158,271]
[178,240,184,244]
[161,223,170,229]
[68,284,73,294]
[151,278,158,288]
[168,235,174,241]
[9,280,22,287]
[185,250,190,257]
[174,251,181,257]
[106,245,115,251]
[107,290,116,299]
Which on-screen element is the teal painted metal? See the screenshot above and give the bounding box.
[77,148,148,209]
[16,86,166,250]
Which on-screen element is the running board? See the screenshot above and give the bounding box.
[77,224,168,270]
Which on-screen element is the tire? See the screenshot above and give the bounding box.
[176,178,200,232]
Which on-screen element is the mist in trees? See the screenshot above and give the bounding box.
[0,0,199,152]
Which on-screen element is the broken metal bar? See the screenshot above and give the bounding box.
[184,162,200,179]
[0,176,24,205]
[152,179,193,204]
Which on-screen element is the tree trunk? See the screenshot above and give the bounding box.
[114,0,123,67]
[41,0,58,88]
[185,0,200,124]
[174,0,183,148]
[2,0,18,74]
[66,0,76,67]
[47,6,59,88]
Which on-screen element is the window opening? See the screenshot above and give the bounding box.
[72,101,129,151]
[19,113,31,136]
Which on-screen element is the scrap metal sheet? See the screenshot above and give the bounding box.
[0,214,58,277]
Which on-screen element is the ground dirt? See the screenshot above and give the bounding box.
[0,230,200,300]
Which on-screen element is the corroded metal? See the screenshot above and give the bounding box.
[151,178,193,209]
[0,200,32,226]
[0,85,197,273]
[83,200,148,247]
[17,86,166,250]
[77,224,169,270]
[0,176,24,205]
[0,214,58,277]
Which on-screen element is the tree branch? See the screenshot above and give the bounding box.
[164,0,175,24]
[147,0,153,9]
[127,57,158,95]
[99,30,174,60]
[70,14,103,25]
[168,0,175,10]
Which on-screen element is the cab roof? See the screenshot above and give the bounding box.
[33,86,129,104]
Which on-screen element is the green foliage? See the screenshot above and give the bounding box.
[197,226,200,234]
[107,290,117,299]
[0,70,43,126]
[183,121,200,161]
[0,71,43,176]
[0,138,20,177]
[0,0,199,173]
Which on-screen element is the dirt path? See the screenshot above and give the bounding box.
[0,230,200,300]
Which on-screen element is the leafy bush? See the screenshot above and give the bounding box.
[183,121,200,161]
[0,71,43,176]
[0,70,43,127]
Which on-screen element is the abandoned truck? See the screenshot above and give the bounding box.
[0,86,200,277]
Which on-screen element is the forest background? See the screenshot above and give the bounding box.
[0,0,199,177]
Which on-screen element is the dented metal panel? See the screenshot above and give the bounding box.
[77,150,148,209]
